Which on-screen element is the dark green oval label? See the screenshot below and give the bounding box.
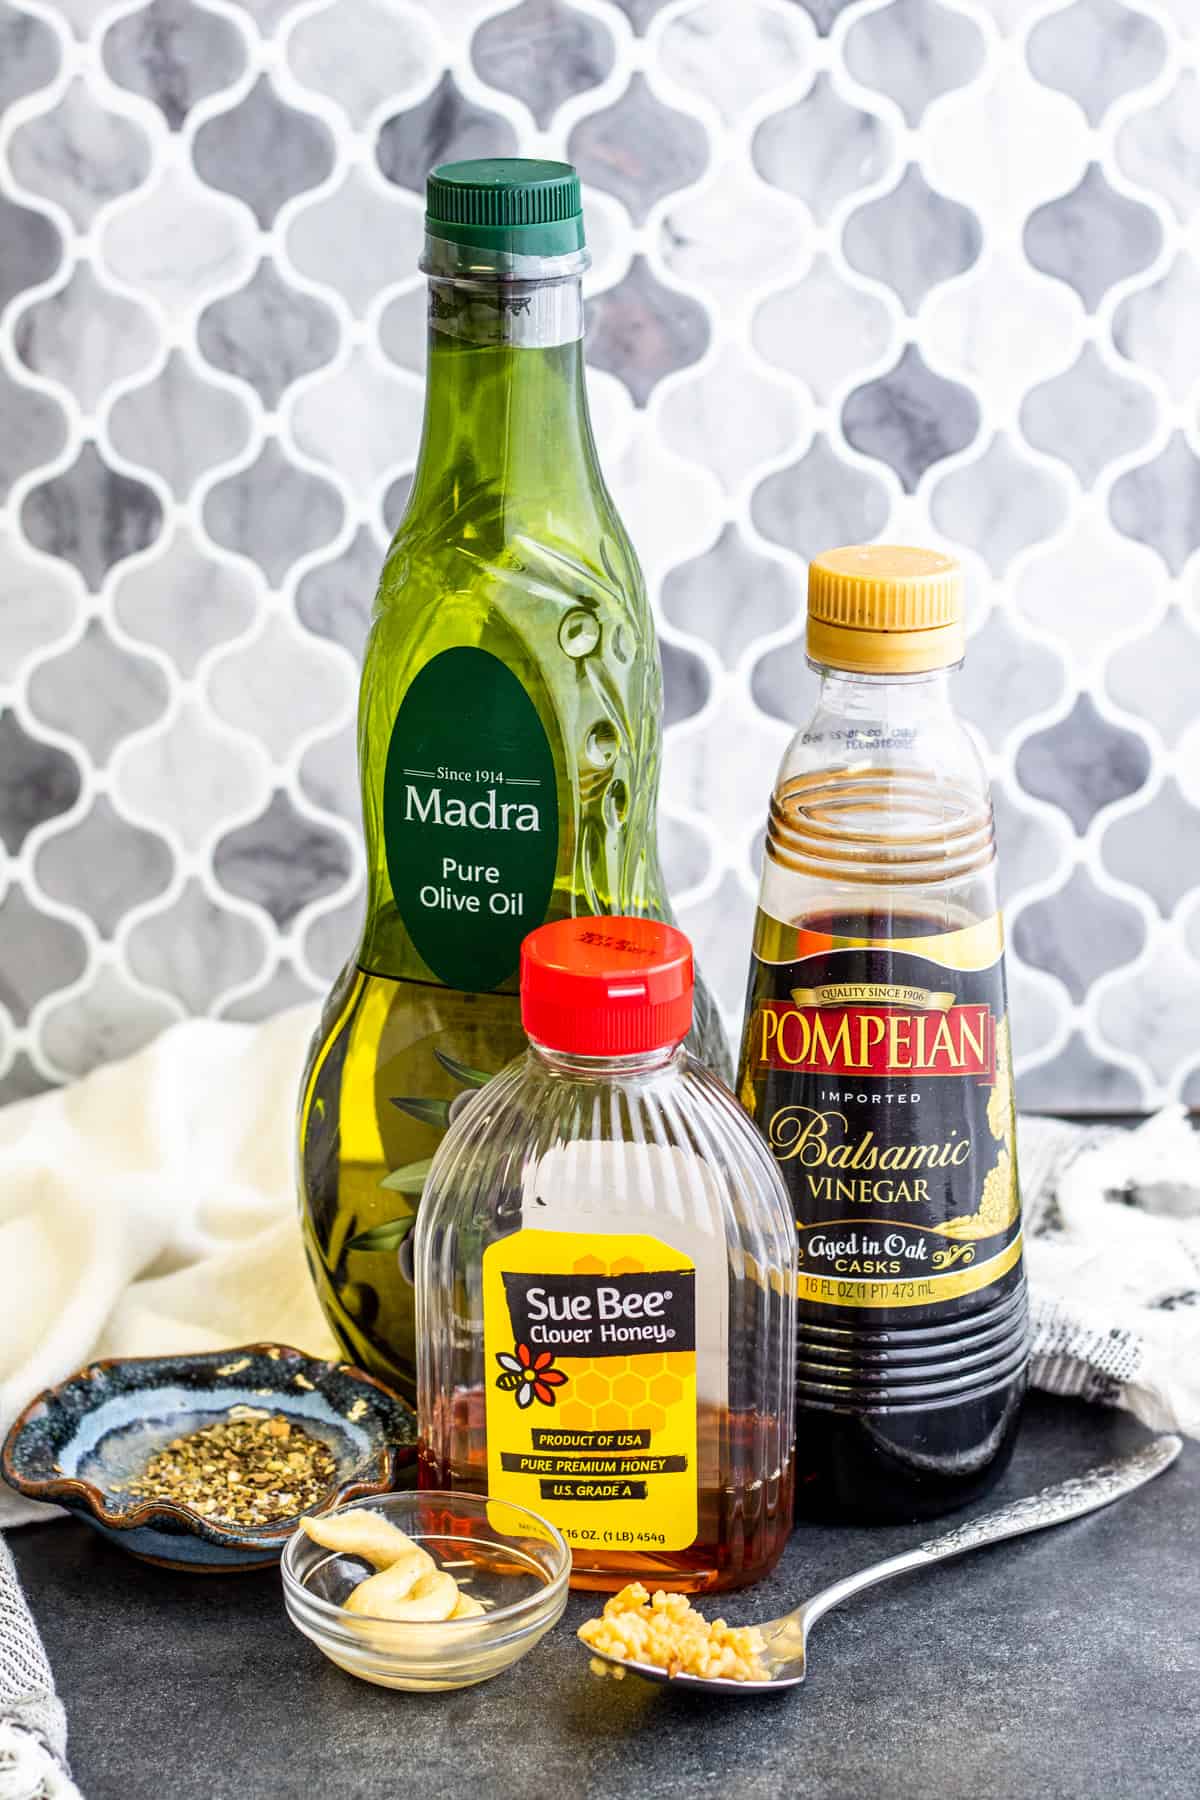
[383,647,559,991]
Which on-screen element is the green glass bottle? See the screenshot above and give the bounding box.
[298,159,729,1402]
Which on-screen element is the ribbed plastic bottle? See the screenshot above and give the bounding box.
[417,916,796,1593]
[736,545,1028,1523]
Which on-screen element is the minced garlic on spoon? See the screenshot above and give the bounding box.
[579,1582,768,1683]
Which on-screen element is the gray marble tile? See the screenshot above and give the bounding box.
[376,72,517,195]
[97,163,251,313]
[473,1,614,130]
[40,964,178,1081]
[7,79,152,231]
[194,74,334,227]
[676,868,753,1018]
[1112,253,1200,396]
[658,812,710,898]
[113,522,257,676]
[1105,602,1200,747]
[26,618,168,765]
[14,261,160,414]
[1015,1030,1143,1113]
[203,440,343,585]
[748,629,820,732]
[197,257,340,408]
[845,0,986,127]
[952,605,1065,749]
[0,525,79,682]
[382,474,412,536]
[930,431,1068,575]
[213,789,353,927]
[303,883,363,982]
[126,877,268,1011]
[1028,0,1166,126]
[661,638,709,728]
[295,526,382,664]
[843,163,981,314]
[219,960,321,1021]
[377,286,427,378]
[1024,162,1160,313]
[0,883,87,1025]
[0,361,66,503]
[0,2,60,111]
[789,0,860,33]
[0,194,62,316]
[102,0,247,130]
[607,0,672,28]
[1012,863,1145,1000]
[1101,780,1200,916]
[286,166,422,316]
[222,0,298,30]
[110,698,268,853]
[1095,944,1200,1088]
[21,443,162,591]
[753,256,893,405]
[107,349,251,496]
[585,255,709,407]
[206,613,350,760]
[1109,431,1200,576]
[0,1053,54,1110]
[0,709,81,854]
[287,0,437,128]
[752,431,891,563]
[1020,344,1156,489]
[842,343,980,494]
[1015,692,1150,834]
[569,74,708,225]
[34,795,172,936]
[32,621,163,787]
[753,73,892,225]
[661,524,802,668]
[658,0,808,125]
[991,777,1073,906]
[298,722,358,825]
[1117,71,1200,224]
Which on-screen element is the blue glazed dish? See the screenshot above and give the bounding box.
[2,1343,418,1571]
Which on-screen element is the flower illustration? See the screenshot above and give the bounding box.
[495,1343,568,1408]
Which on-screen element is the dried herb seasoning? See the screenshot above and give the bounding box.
[120,1411,337,1526]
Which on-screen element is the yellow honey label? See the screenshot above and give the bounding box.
[482,1230,698,1555]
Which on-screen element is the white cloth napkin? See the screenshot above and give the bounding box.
[0,1007,335,1529]
[1,1007,1197,1534]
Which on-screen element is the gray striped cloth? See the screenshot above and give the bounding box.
[0,1534,80,1798]
[1022,1109,1200,1434]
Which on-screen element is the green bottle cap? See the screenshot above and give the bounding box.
[425,158,585,257]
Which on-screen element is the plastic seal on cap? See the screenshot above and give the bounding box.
[806,544,965,674]
[520,917,694,1056]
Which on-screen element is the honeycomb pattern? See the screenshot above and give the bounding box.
[0,0,1197,1112]
[555,1251,688,1433]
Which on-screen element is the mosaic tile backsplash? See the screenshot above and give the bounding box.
[0,0,1197,1112]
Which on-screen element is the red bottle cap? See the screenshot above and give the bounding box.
[520,917,694,1056]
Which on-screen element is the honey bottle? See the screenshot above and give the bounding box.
[736,546,1027,1523]
[416,917,796,1592]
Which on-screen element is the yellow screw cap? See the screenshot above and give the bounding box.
[807,544,965,674]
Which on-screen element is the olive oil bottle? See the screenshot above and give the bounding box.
[736,546,1027,1522]
[298,161,728,1403]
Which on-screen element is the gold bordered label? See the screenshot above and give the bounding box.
[737,912,1022,1314]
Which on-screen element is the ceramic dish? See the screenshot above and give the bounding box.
[2,1343,418,1571]
[281,1490,571,1690]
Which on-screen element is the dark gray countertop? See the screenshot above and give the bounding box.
[11,1395,1198,1800]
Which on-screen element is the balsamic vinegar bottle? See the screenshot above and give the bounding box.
[736,545,1027,1523]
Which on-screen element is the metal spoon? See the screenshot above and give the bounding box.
[580,1434,1182,1693]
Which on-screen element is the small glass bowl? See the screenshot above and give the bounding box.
[281,1490,570,1691]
